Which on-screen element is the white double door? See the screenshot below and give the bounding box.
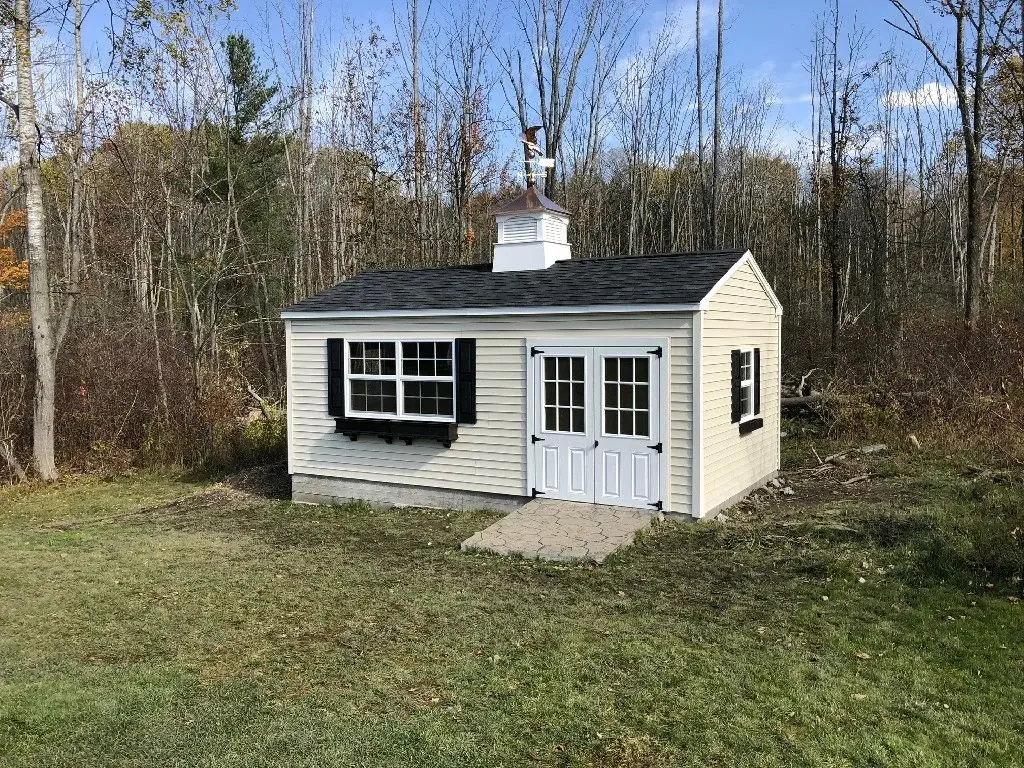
[531,345,662,509]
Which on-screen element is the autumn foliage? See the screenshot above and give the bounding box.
[0,210,28,291]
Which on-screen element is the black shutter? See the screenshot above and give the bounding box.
[455,338,477,424]
[753,347,761,415]
[327,338,346,417]
[730,349,742,423]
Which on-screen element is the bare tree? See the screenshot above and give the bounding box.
[814,0,872,362]
[888,0,1017,331]
[710,0,724,247]
[501,0,620,197]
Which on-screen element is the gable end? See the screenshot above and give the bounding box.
[698,251,782,316]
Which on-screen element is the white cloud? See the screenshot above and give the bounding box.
[884,81,957,109]
[768,92,812,106]
[771,124,812,159]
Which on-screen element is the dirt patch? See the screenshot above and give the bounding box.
[220,462,291,500]
[39,463,291,532]
[727,447,919,526]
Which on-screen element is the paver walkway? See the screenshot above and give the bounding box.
[461,499,658,563]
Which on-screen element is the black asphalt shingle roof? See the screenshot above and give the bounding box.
[284,250,747,314]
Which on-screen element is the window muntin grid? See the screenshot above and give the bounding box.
[542,356,586,434]
[602,356,651,437]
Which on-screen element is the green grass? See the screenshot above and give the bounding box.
[0,451,1022,768]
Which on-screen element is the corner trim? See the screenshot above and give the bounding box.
[285,319,295,475]
[691,310,704,518]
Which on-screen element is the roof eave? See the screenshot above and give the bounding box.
[281,302,702,320]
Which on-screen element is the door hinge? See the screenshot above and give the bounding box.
[531,434,545,443]
[530,346,544,357]
[648,347,663,357]
[531,488,545,498]
[649,500,663,511]
[648,442,663,453]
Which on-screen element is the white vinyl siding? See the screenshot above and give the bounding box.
[700,259,781,515]
[287,312,695,513]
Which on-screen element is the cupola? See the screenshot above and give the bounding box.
[491,188,571,272]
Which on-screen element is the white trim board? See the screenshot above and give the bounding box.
[285,320,295,475]
[281,303,701,320]
[691,310,704,518]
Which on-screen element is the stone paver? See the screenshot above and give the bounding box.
[461,499,659,563]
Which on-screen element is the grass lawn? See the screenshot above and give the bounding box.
[1,446,1023,767]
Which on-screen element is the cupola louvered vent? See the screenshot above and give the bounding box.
[543,216,566,243]
[502,216,537,243]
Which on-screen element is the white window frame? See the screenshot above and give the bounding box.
[539,353,588,435]
[738,347,755,422]
[344,338,457,423]
[599,352,653,439]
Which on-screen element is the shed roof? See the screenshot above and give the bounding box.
[283,250,749,315]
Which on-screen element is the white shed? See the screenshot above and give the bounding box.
[281,189,782,519]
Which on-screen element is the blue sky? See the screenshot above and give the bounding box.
[220,0,932,154]
[63,0,943,157]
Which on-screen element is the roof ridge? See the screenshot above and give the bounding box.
[341,250,746,279]
[562,250,747,265]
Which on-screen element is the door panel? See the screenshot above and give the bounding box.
[631,454,651,498]
[595,348,661,508]
[568,448,588,494]
[601,451,621,497]
[540,445,559,493]
[534,350,594,503]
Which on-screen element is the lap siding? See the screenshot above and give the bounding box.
[700,259,781,515]
[287,313,695,511]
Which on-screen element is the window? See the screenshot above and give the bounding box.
[602,356,651,437]
[347,340,455,421]
[738,348,754,421]
[542,356,585,433]
[731,346,762,434]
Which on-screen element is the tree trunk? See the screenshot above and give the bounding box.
[13,0,58,480]
[711,0,724,248]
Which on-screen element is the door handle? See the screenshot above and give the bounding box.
[593,440,599,448]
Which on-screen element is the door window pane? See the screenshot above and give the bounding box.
[542,356,586,434]
[605,410,617,434]
[571,408,584,433]
[605,383,618,407]
[602,356,651,438]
